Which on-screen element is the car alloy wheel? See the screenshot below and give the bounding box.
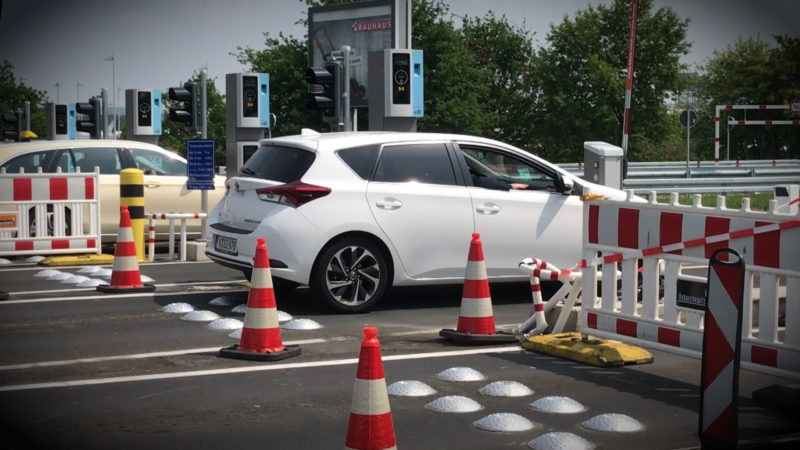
[28,206,71,237]
[311,236,388,313]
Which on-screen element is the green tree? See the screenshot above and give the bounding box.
[159,77,227,164]
[411,0,491,135]
[458,11,537,147]
[696,36,800,159]
[0,60,49,140]
[535,0,690,162]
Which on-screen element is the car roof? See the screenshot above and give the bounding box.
[259,131,518,153]
[0,139,181,164]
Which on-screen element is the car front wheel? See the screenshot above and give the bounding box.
[310,237,389,313]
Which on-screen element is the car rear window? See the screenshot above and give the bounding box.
[1,150,51,173]
[239,145,315,182]
[336,145,379,180]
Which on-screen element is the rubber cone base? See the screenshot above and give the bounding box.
[439,328,518,345]
[219,344,302,361]
[97,283,155,293]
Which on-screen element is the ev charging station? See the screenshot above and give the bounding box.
[45,103,76,140]
[225,72,270,178]
[368,48,423,131]
[125,89,162,144]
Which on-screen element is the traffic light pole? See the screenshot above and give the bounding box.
[199,69,209,240]
[342,45,351,132]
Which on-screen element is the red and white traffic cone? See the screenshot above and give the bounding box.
[97,206,154,293]
[219,237,301,361]
[439,233,516,344]
[345,326,396,450]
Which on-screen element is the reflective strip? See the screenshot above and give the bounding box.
[243,307,280,330]
[458,297,493,318]
[349,378,390,415]
[250,267,273,290]
[463,260,486,280]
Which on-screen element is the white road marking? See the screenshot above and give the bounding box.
[0,345,525,392]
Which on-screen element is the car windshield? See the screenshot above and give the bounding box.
[128,147,186,175]
[239,145,315,182]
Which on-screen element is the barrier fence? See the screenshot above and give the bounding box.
[579,191,799,379]
[148,212,207,262]
[0,167,101,256]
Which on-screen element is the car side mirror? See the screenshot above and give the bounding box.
[554,172,573,195]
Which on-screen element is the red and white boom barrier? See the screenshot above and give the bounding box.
[580,191,800,379]
[0,167,101,256]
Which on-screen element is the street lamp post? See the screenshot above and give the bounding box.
[104,53,116,138]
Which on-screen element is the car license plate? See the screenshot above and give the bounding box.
[215,235,238,256]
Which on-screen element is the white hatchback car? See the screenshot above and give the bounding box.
[206,131,629,312]
[0,139,225,242]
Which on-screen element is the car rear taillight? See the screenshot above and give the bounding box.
[255,181,331,207]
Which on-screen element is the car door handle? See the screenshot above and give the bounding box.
[375,198,402,210]
[145,184,161,189]
[476,203,500,215]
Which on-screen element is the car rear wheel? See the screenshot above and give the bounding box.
[310,236,389,313]
[28,206,71,237]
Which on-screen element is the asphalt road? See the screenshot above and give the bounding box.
[0,258,797,449]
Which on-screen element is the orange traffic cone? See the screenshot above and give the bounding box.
[219,237,301,361]
[345,327,396,450]
[97,206,155,293]
[439,233,516,344]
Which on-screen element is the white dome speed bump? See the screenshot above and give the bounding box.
[528,432,595,450]
[582,413,644,432]
[473,413,535,432]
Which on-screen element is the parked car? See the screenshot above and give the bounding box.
[206,130,630,312]
[0,139,225,242]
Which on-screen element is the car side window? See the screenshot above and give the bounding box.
[373,143,457,186]
[72,147,121,174]
[1,151,50,173]
[461,146,556,191]
[128,147,186,176]
[336,145,379,180]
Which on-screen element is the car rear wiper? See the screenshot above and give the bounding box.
[239,167,255,176]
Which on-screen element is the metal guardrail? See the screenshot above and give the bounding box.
[559,159,800,194]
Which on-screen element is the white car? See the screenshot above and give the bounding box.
[206,131,628,312]
[0,139,225,242]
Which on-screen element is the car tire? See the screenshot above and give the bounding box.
[28,206,71,237]
[310,236,389,313]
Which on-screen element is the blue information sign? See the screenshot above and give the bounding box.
[186,139,216,190]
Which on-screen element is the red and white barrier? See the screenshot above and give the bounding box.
[147,212,206,261]
[714,104,800,163]
[700,249,745,448]
[580,192,800,379]
[0,167,100,256]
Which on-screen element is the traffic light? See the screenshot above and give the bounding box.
[75,99,100,138]
[1,111,22,142]
[305,61,342,123]
[168,81,198,131]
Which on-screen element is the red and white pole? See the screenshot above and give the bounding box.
[621,0,639,161]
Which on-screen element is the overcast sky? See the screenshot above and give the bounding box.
[1,0,797,107]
